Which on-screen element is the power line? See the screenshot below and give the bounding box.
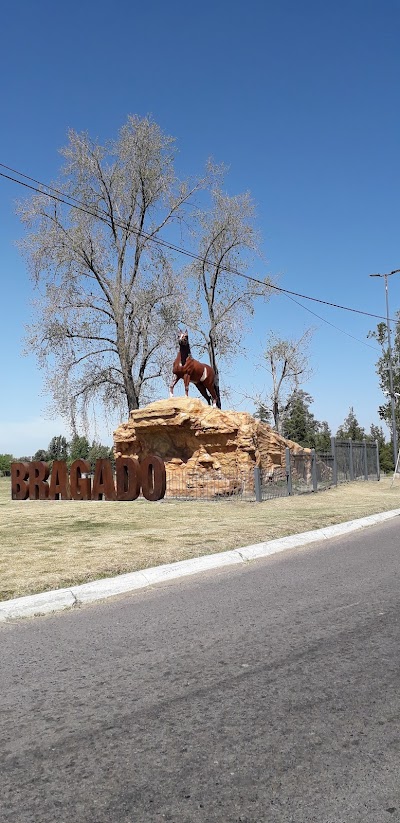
[284,293,380,352]
[0,163,397,324]
[1,165,385,353]
[0,162,95,210]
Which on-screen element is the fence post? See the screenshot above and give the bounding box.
[254,466,262,503]
[363,439,368,481]
[311,449,317,492]
[349,439,354,481]
[331,437,338,485]
[285,447,292,495]
[375,439,380,481]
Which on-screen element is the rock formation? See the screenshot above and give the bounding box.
[113,397,311,498]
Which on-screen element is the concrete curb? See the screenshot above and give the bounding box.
[1,508,399,623]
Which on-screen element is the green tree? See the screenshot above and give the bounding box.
[368,312,400,450]
[314,420,332,452]
[282,390,318,448]
[47,436,69,462]
[253,403,272,424]
[0,454,13,475]
[69,435,90,463]
[87,440,114,467]
[368,424,393,473]
[336,407,365,441]
[33,448,48,461]
[369,423,386,445]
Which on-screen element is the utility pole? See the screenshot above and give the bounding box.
[369,269,400,467]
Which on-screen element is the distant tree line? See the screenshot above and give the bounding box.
[0,435,113,476]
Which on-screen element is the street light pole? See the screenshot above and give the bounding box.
[370,269,400,467]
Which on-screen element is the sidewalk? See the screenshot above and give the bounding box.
[1,507,399,623]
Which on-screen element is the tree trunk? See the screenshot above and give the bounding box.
[124,370,139,413]
[207,337,218,379]
[207,334,221,409]
[273,398,280,433]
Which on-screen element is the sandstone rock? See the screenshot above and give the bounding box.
[113,397,311,498]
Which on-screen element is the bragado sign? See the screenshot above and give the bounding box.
[11,457,166,501]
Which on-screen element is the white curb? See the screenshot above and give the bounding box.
[1,508,399,622]
[0,588,76,621]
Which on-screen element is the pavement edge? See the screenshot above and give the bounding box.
[1,508,399,622]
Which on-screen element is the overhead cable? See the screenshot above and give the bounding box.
[0,163,396,324]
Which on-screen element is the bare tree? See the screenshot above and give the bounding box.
[18,116,212,427]
[185,186,271,404]
[259,330,314,433]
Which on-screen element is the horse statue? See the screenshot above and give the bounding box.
[169,330,221,409]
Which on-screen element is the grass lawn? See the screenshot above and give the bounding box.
[0,475,399,601]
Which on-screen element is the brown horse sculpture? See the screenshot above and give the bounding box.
[169,330,221,408]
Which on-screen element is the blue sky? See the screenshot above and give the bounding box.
[1,0,400,456]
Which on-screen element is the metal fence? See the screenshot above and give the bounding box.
[314,450,334,490]
[164,438,380,502]
[332,440,368,483]
[164,468,253,501]
[331,438,380,485]
[257,438,379,501]
[255,465,289,501]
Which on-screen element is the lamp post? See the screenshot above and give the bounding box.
[369,269,400,467]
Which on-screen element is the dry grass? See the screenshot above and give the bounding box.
[1,476,399,601]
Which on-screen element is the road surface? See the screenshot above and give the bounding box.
[1,517,400,822]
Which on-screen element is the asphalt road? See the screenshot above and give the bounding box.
[1,517,400,823]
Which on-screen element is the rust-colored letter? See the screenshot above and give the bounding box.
[11,462,30,500]
[70,459,92,500]
[115,457,141,501]
[49,460,71,500]
[91,459,116,501]
[140,455,166,501]
[28,461,50,500]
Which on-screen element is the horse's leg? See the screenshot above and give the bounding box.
[183,373,191,397]
[209,386,218,408]
[203,376,218,408]
[169,373,180,398]
[207,380,222,409]
[208,373,221,409]
[194,382,211,404]
[214,381,221,409]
